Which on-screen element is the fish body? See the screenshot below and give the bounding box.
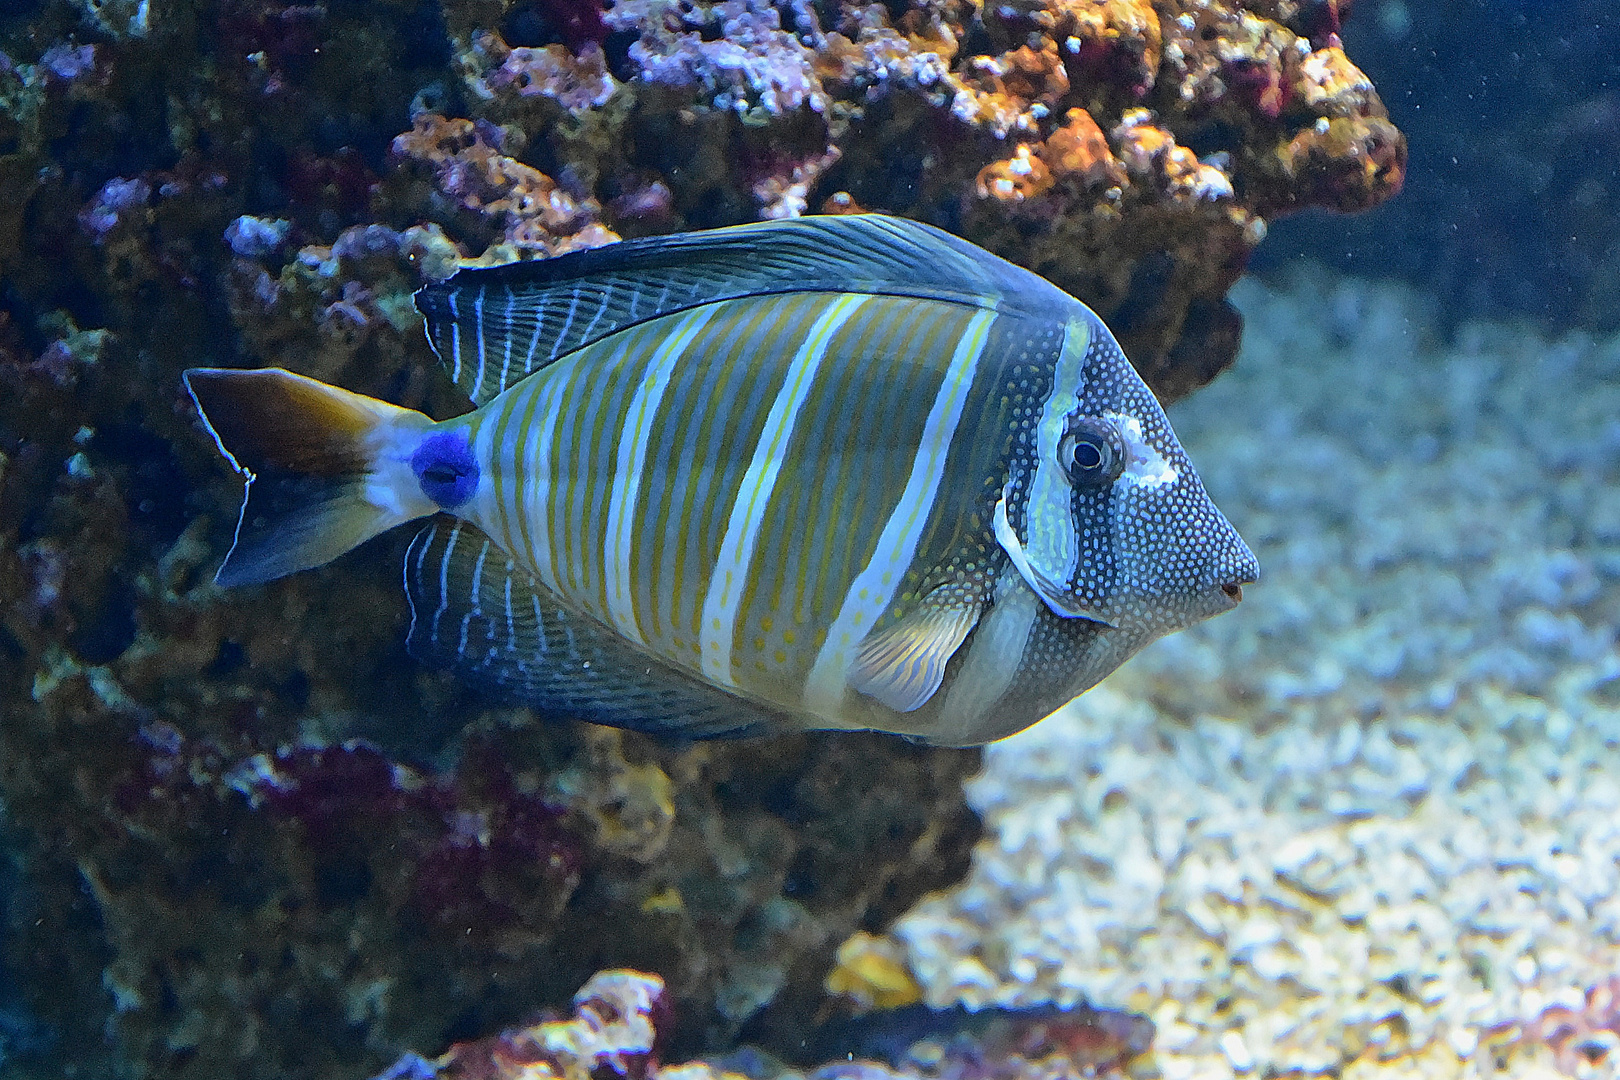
[185,215,1256,745]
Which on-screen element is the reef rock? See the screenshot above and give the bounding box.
[374,968,1155,1080]
[420,0,1403,399]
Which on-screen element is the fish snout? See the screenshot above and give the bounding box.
[1210,531,1260,612]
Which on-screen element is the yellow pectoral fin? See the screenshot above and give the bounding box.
[848,591,982,713]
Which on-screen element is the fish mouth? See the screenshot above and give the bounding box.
[1221,582,1244,604]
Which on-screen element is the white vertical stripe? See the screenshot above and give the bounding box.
[520,307,544,374]
[472,287,488,397]
[581,291,607,341]
[405,522,437,644]
[805,309,995,715]
[469,540,488,614]
[555,292,581,361]
[499,383,531,554]
[699,294,870,686]
[459,538,490,655]
[503,564,516,650]
[525,373,567,595]
[603,307,716,645]
[498,284,515,392]
[467,406,499,547]
[1023,317,1090,585]
[447,293,463,383]
[431,524,460,643]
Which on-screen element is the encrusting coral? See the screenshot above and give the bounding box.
[426,0,1403,398]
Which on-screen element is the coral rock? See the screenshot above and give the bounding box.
[976,144,1053,203]
[374,969,668,1080]
[1038,107,1126,188]
[391,112,621,258]
[824,933,924,1012]
[479,35,620,114]
[1276,114,1406,214]
[1294,45,1377,119]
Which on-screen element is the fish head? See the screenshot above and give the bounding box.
[995,314,1258,637]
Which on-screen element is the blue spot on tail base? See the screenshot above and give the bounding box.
[412,432,479,509]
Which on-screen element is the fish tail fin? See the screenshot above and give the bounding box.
[183,367,435,586]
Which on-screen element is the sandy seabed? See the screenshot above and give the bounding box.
[890,268,1620,1080]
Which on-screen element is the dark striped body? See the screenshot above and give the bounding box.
[185,215,1257,746]
[426,291,1028,738]
[402,217,1256,744]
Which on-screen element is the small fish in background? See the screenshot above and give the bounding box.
[184,215,1256,746]
[801,1000,1156,1079]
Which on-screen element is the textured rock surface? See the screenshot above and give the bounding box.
[874,269,1620,1079]
[0,486,979,1080]
[432,0,1404,399]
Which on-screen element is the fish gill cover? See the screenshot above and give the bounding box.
[0,0,1418,1077]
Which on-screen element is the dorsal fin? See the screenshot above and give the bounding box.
[403,519,789,739]
[414,214,1051,406]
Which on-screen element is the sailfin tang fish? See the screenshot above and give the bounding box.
[185,214,1257,746]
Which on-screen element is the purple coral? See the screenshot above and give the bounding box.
[410,743,580,932]
[486,41,617,112]
[370,970,669,1080]
[223,215,291,258]
[40,42,97,81]
[1224,56,1291,120]
[612,0,829,116]
[252,742,410,837]
[79,177,151,241]
[235,739,582,937]
[538,0,609,52]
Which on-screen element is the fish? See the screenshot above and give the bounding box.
[183,214,1257,746]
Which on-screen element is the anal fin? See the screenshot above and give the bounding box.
[404,521,787,739]
[848,587,983,712]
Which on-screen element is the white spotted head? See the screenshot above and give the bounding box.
[995,312,1258,639]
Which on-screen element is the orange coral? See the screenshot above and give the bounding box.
[953,47,1066,138]
[999,42,1069,105]
[976,144,1055,202]
[820,191,869,214]
[1113,110,1234,202]
[1040,107,1126,188]
[1277,114,1405,212]
[1056,0,1161,70]
[1048,0,1161,100]
[1293,44,1378,118]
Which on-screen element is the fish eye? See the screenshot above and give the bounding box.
[1059,416,1125,488]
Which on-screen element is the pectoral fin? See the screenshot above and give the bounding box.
[848,589,983,712]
